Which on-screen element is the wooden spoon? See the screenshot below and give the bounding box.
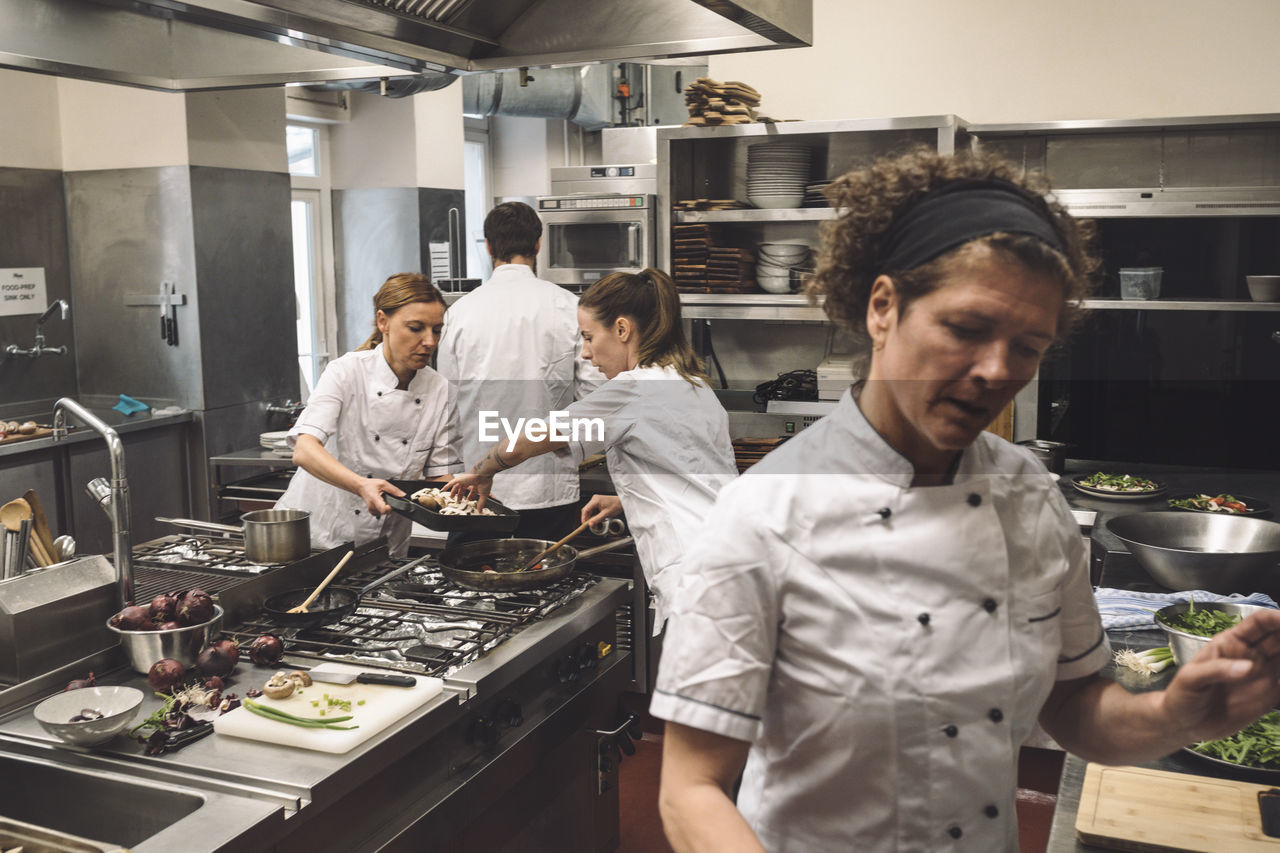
[23,489,59,565]
[287,550,354,613]
[0,498,52,567]
[519,520,591,573]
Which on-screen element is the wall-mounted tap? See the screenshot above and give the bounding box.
[5,299,70,358]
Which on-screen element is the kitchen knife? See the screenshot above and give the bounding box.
[304,665,417,687]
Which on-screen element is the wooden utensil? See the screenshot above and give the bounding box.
[0,498,53,567]
[23,489,59,565]
[287,550,354,613]
[1075,762,1280,852]
[519,521,591,572]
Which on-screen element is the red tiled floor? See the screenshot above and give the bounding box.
[617,733,1061,853]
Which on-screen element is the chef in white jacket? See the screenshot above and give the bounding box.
[276,273,460,557]
[445,268,736,628]
[654,150,1280,853]
[436,201,603,542]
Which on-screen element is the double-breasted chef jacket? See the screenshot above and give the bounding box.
[436,263,603,510]
[277,345,461,557]
[651,386,1109,852]
[559,364,737,628]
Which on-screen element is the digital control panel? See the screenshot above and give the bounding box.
[590,166,636,178]
[539,196,648,210]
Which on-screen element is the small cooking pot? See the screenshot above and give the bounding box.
[156,509,311,563]
[439,536,635,592]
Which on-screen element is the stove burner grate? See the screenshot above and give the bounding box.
[132,535,281,575]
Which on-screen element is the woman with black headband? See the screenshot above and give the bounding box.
[652,149,1280,852]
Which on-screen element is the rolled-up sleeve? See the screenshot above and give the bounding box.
[650,490,780,744]
[290,359,349,445]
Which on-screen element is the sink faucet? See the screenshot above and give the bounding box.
[52,398,135,607]
[5,299,70,358]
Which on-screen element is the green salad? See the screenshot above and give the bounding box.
[1192,711,1280,769]
[1079,472,1160,492]
[1160,599,1242,637]
[1168,494,1250,513]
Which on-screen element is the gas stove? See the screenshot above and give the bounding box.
[133,534,280,574]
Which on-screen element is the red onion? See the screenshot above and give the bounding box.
[64,672,96,691]
[110,605,155,631]
[212,638,240,668]
[196,643,236,678]
[247,633,284,666]
[158,621,182,630]
[177,589,215,626]
[148,658,187,692]
[204,676,225,692]
[149,592,179,623]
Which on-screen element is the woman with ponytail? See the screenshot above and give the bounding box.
[446,267,736,627]
[277,272,460,557]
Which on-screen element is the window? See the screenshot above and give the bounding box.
[464,118,493,281]
[288,122,336,395]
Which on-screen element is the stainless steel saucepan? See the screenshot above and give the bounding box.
[156,509,311,563]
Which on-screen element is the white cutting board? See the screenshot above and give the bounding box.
[213,663,443,754]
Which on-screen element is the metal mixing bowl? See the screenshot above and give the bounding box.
[1107,512,1280,593]
[106,605,223,674]
[1154,600,1273,665]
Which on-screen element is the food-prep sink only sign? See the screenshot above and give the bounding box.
[0,268,47,317]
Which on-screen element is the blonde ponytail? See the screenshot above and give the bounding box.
[579,268,707,385]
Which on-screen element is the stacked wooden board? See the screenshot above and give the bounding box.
[732,437,789,473]
[672,223,757,293]
[683,78,761,126]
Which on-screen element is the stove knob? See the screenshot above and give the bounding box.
[468,715,500,748]
[494,698,523,729]
[555,656,580,684]
[576,643,598,671]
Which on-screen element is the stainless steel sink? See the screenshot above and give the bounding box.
[0,748,284,852]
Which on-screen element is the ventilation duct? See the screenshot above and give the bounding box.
[462,65,613,130]
[308,71,459,98]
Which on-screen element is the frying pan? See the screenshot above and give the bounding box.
[264,556,427,629]
[439,536,635,592]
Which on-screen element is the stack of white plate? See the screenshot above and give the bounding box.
[259,431,292,458]
[804,180,833,207]
[746,144,812,210]
[756,242,812,293]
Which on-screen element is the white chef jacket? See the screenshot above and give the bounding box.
[276,345,461,557]
[436,264,603,510]
[559,364,737,626]
[650,387,1110,853]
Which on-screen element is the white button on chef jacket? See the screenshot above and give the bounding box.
[651,387,1109,852]
[559,364,737,628]
[437,264,603,510]
[276,345,461,558]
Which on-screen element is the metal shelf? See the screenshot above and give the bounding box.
[673,208,838,223]
[1081,298,1280,311]
[679,293,827,322]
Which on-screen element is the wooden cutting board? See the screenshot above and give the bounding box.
[0,428,52,446]
[213,663,443,754]
[1076,763,1280,851]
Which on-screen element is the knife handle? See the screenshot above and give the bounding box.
[356,672,416,687]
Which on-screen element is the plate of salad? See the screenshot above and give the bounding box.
[1167,493,1270,516]
[1184,710,1280,780]
[1071,472,1166,500]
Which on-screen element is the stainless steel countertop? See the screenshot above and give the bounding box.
[0,575,629,851]
[0,405,191,459]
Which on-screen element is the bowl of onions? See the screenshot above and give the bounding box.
[107,591,224,675]
[34,685,144,746]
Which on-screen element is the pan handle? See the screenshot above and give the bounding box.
[156,516,242,535]
[574,536,634,561]
[358,553,432,596]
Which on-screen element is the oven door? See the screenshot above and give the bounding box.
[537,204,655,290]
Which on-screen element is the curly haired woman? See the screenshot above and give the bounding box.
[651,149,1280,852]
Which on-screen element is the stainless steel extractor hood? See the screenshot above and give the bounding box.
[0,0,810,91]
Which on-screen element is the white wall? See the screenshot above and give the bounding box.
[331,86,465,190]
[57,78,187,171]
[187,88,288,172]
[0,70,62,169]
[413,84,465,190]
[490,114,552,199]
[709,0,1280,124]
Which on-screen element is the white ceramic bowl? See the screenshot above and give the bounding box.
[748,194,803,210]
[756,262,792,277]
[33,686,144,746]
[758,275,792,294]
[1246,275,1280,302]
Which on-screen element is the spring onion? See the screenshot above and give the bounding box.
[1114,646,1174,674]
[243,699,358,730]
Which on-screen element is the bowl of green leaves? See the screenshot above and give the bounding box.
[1154,599,1273,665]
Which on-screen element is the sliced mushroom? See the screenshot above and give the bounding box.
[287,670,313,688]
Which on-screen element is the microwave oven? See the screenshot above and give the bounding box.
[535,193,656,292]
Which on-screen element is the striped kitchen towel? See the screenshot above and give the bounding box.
[1094,587,1278,630]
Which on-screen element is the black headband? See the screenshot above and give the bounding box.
[877,179,1065,272]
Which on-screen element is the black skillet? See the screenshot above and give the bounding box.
[262,557,426,629]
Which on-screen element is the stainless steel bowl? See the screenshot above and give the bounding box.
[1154,600,1272,665]
[106,605,223,674]
[1106,512,1280,593]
